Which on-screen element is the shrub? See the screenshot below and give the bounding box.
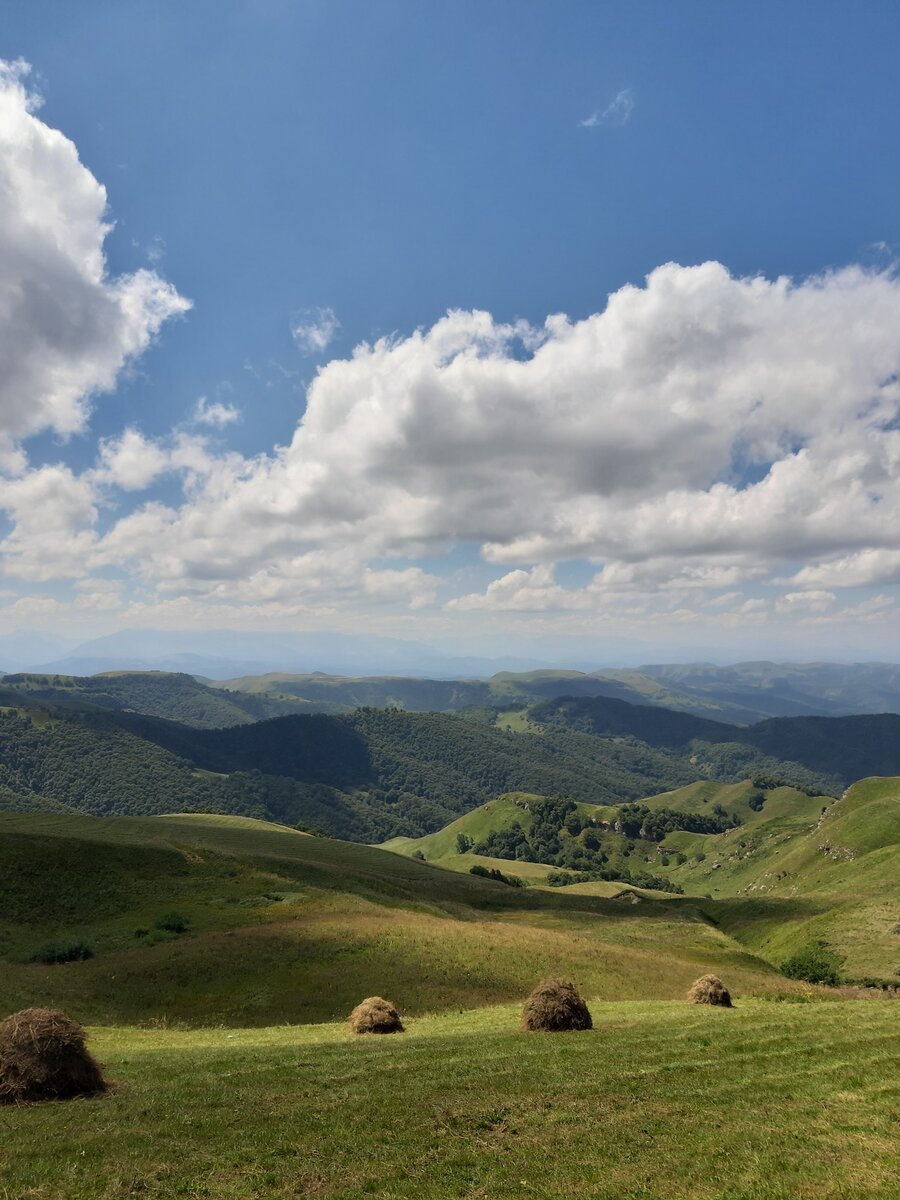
[28,941,94,965]
[455,833,473,853]
[522,979,592,1032]
[411,849,426,861]
[469,865,525,887]
[155,912,190,935]
[347,996,404,1034]
[687,974,733,1007]
[0,1008,107,1103]
[782,941,843,986]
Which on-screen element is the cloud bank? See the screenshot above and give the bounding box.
[0,57,898,646]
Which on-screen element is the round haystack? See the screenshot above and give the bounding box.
[521,979,593,1032]
[687,974,733,1007]
[0,1008,107,1104]
[347,996,404,1034]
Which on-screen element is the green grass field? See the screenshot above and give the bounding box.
[3,999,899,1199]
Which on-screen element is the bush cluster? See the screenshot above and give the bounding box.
[782,941,844,986]
[469,864,525,887]
[28,941,94,965]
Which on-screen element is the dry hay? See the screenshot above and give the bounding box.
[347,996,405,1034]
[521,979,593,1032]
[687,974,733,1007]
[0,1008,107,1104]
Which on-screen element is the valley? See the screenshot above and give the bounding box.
[1,669,897,1200]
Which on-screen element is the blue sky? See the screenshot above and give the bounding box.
[2,0,900,662]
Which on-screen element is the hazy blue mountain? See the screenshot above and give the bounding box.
[31,628,553,680]
[633,661,900,720]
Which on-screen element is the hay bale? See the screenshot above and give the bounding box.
[687,974,733,1007]
[0,1008,107,1104]
[348,996,404,1034]
[521,979,593,1032]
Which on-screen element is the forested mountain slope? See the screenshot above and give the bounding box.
[0,705,700,840]
[0,695,895,840]
[0,671,300,726]
[529,695,900,789]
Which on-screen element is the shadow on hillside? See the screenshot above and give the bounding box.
[111,713,375,790]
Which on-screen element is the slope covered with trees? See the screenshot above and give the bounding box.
[528,695,900,791]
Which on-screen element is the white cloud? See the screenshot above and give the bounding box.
[193,395,241,427]
[448,565,589,613]
[785,549,900,589]
[55,260,900,624]
[0,60,190,463]
[363,567,438,609]
[291,306,340,355]
[4,253,900,633]
[98,428,170,491]
[580,88,635,128]
[775,590,835,614]
[0,464,98,580]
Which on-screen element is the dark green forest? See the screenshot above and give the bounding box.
[0,690,896,842]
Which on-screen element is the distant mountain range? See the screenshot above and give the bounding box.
[8,628,554,680]
[4,658,900,728]
[2,628,898,721]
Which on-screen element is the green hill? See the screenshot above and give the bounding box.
[213,666,712,716]
[389,775,900,983]
[0,811,799,1027]
[0,696,895,851]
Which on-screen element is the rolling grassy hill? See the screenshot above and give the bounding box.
[2,798,897,1198]
[385,777,900,983]
[0,810,802,1027]
[662,777,900,980]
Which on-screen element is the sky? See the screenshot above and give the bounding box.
[2,0,900,664]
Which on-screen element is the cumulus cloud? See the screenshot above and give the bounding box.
[85,261,900,614]
[448,565,589,613]
[0,60,190,467]
[98,428,170,491]
[291,306,340,355]
[3,243,900,628]
[0,464,98,580]
[580,88,635,128]
[192,395,241,428]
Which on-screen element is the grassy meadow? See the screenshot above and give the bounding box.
[3,999,899,1199]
